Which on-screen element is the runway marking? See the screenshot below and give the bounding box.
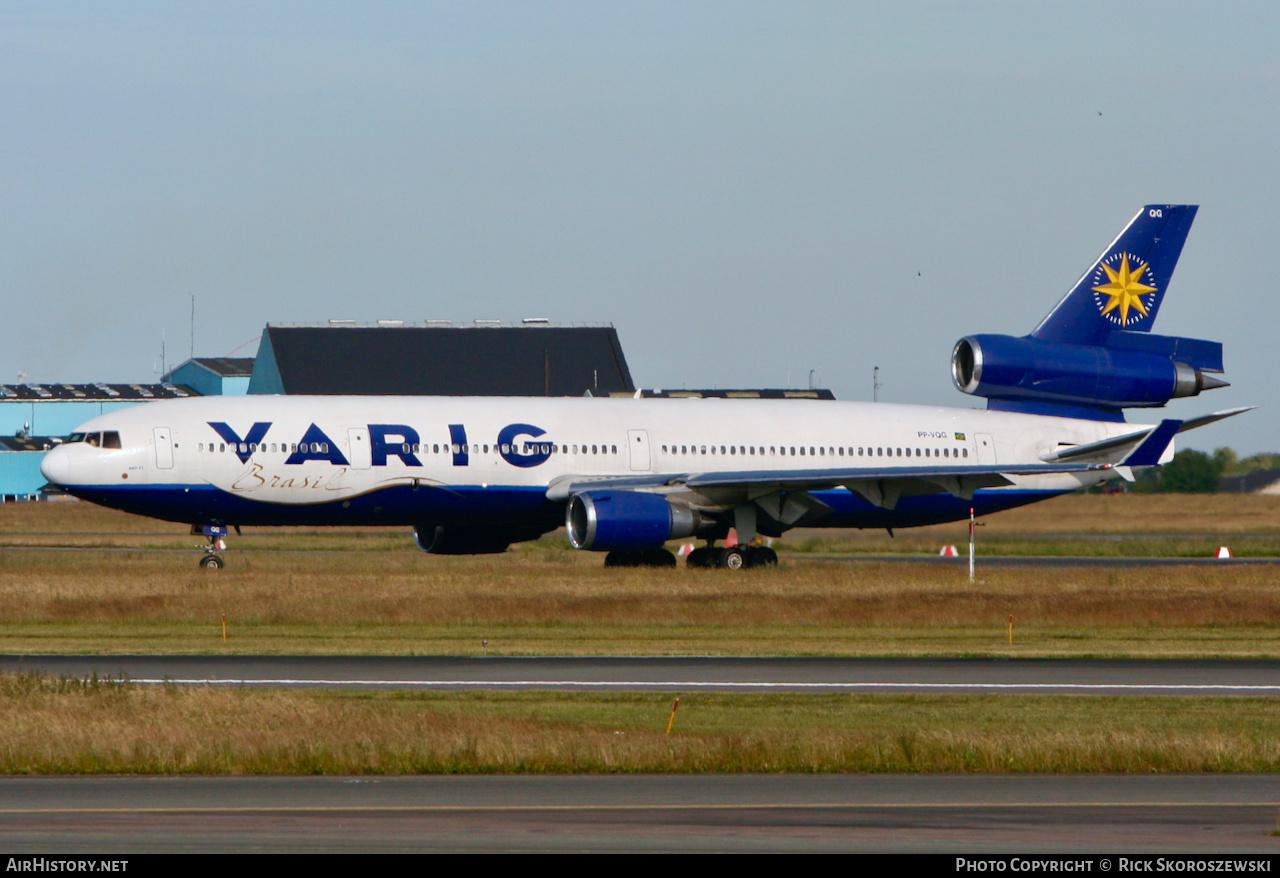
[125,679,1280,692]
[0,802,1276,815]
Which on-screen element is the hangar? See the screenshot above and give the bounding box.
[160,358,255,397]
[245,321,634,397]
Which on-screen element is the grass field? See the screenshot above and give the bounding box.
[1,674,1277,774]
[1,494,1278,774]
[0,495,1278,656]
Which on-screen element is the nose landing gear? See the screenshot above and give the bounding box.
[196,524,229,570]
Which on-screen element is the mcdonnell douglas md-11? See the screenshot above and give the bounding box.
[40,205,1249,569]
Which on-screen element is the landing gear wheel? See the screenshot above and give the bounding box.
[199,554,225,570]
[604,550,637,567]
[605,549,679,568]
[645,548,677,568]
[686,547,716,569]
[747,546,778,567]
[718,548,748,570]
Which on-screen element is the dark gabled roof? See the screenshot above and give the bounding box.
[189,357,256,377]
[250,324,634,396]
[1220,469,1280,494]
[0,436,61,452]
[0,384,198,401]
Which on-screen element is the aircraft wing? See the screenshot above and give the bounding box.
[545,406,1253,513]
[546,459,1113,511]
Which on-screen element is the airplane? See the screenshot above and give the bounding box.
[39,204,1248,570]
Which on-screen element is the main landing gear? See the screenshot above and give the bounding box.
[195,524,230,570]
[604,548,678,568]
[686,543,779,570]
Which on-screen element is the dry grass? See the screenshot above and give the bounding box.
[4,499,1278,777]
[0,675,1277,774]
[0,547,1277,655]
[896,491,1280,534]
[1,497,1279,656]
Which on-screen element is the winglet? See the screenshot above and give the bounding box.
[1122,419,1182,466]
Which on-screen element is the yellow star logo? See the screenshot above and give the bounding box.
[1092,253,1157,325]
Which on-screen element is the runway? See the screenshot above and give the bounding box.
[0,774,1276,852]
[3,655,1279,695]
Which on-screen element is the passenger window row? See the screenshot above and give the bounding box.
[197,442,330,454]
[657,444,969,459]
[191,441,623,457]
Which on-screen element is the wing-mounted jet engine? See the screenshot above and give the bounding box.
[951,205,1228,421]
[565,490,728,567]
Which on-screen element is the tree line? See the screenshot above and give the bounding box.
[1130,448,1280,494]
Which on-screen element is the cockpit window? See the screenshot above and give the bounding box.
[65,431,120,448]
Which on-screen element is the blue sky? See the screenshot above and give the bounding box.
[2,2,1275,451]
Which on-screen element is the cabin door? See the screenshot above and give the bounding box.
[347,428,372,470]
[627,430,651,471]
[975,433,996,465]
[153,427,174,469]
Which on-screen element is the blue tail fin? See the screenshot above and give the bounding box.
[1030,205,1198,345]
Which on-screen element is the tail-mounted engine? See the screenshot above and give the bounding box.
[952,332,1227,415]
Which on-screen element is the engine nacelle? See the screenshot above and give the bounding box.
[566,490,707,551]
[413,524,512,555]
[952,334,1224,410]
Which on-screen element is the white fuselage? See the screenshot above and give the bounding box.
[39,394,1160,535]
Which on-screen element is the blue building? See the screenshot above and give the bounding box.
[160,358,254,396]
[0,384,198,500]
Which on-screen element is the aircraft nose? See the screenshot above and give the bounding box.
[40,445,70,486]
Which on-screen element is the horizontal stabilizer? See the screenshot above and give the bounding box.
[1039,428,1153,463]
[1177,405,1255,434]
[1039,408,1254,466]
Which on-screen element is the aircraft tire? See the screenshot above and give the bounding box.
[686,547,715,569]
[718,548,748,570]
[199,554,225,570]
[748,546,779,567]
[644,548,677,568]
[604,550,638,567]
[606,549,678,568]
